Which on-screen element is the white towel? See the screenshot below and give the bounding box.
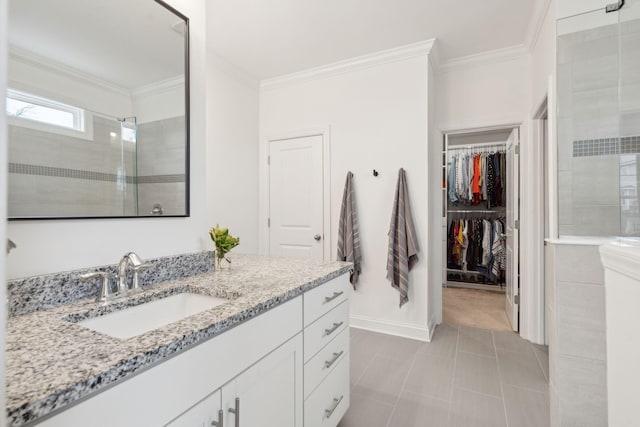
[386,168,420,307]
[337,171,361,288]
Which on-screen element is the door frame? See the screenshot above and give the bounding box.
[439,122,523,331]
[258,127,332,260]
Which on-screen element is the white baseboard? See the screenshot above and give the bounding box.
[349,315,432,342]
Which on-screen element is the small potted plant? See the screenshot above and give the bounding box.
[209,224,240,269]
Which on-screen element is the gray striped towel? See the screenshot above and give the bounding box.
[337,171,361,288]
[386,168,420,307]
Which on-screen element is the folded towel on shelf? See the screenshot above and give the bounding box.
[337,171,362,288]
[386,168,420,307]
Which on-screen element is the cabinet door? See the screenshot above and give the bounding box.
[222,333,303,427]
[165,389,222,427]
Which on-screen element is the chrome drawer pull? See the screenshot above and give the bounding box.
[324,395,344,419]
[211,409,223,426]
[324,350,344,369]
[324,291,344,303]
[228,398,239,427]
[324,321,344,336]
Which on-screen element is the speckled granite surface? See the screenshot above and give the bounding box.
[7,251,215,317]
[6,254,351,426]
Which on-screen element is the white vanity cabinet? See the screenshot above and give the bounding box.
[302,274,350,427]
[35,273,350,427]
[166,389,222,427]
[168,333,303,427]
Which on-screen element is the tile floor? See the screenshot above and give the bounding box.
[338,325,550,427]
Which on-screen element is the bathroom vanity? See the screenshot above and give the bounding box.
[6,255,352,427]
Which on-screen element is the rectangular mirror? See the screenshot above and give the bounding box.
[6,0,189,219]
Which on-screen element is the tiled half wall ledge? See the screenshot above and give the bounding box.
[573,136,640,157]
[9,162,185,184]
[7,251,215,317]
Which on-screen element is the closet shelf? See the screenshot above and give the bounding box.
[448,208,505,213]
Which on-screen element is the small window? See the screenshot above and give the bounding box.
[6,89,85,132]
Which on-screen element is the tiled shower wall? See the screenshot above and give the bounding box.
[8,116,137,217]
[557,19,640,236]
[8,115,186,217]
[136,116,186,216]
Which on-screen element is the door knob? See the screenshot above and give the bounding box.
[314,234,322,241]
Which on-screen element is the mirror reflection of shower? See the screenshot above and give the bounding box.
[116,116,138,216]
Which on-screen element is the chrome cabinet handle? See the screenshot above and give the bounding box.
[228,398,240,427]
[324,395,344,419]
[324,350,344,369]
[324,291,344,303]
[211,409,223,427]
[324,321,344,336]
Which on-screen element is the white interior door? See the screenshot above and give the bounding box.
[505,128,520,331]
[269,135,324,260]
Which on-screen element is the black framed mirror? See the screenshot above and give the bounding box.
[6,0,189,219]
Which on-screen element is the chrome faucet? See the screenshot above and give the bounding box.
[117,252,152,295]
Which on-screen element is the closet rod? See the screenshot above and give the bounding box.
[447,142,506,151]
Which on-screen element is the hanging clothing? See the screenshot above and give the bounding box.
[446,149,506,207]
[448,156,458,203]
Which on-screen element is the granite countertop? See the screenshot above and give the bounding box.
[6,254,352,426]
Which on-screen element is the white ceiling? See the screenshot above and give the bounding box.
[208,0,545,80]
[8,0,186,90]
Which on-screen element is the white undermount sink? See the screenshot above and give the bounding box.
[77,293,228,339]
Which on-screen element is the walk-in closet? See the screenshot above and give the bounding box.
[442,128,520,332]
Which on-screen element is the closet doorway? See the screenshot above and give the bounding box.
[442,126,520,332]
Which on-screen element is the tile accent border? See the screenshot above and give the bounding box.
[7,251,215,317]
[9,162,185,184]
[573,136,640,157]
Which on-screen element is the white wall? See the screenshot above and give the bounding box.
[1,0,8,421]
[205,52,259,254]
[132,77,185,124]
[6,0,209,278]
[437,53,531,131]
[261,54,432,340]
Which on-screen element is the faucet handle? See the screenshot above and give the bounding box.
[131,263,153,292]
[80,272,112,303]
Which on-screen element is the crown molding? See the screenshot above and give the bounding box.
[132,75,185,97]
[261,39,436,90]
[525,0,554,51]
[439,44,529,73]
[8,45,131,97]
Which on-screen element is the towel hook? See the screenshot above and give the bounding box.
[373,169,379,177]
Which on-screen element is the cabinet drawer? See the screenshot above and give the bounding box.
[304,327,349,398]
[304,300,349,362]
[304,357,350,427]
[304,274,349,327]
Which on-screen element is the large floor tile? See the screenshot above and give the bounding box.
[415,324,459,360]
[502,384,550,427]
[375,333,422,361]
[453,351,501,397]
[353,354,412,403]
[403,352,456,400]
[458,326,496,357]
[388,391,449,427]
[497,349,548,392]
[350,348,375,387]
[493,330,535,355]
[337,389,394,427]
[449,388,507,427]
